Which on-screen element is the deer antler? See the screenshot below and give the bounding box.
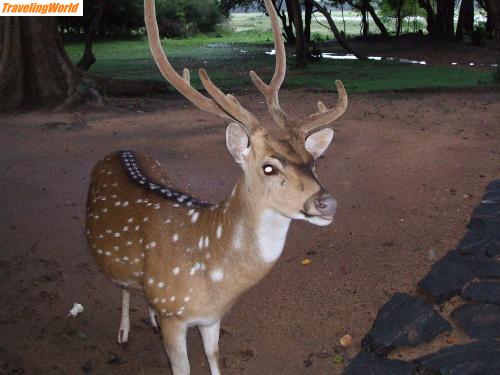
[144,0,260,133]
[251,0,348,137]
[249,0,292,129]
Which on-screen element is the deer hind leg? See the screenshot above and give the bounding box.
[117,288,130,344]
[148,305,159,331]
[199,321,221,375]
[159,317,190,375]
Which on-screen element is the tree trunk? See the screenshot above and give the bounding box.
[275,0,296,44]
[304,0,314,43]
[77,0,109,70]
[417,0,436,36]
[361,1,369,38]
[366,1,389,36]
[290,0,308,67]
[0,17,83,111]
[313,0,368,60]
[395,0,403,36]
[484,0,500,81]
[435,0,455,39]
[456,0,473,40]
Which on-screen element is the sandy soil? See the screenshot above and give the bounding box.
[1,88,499,375]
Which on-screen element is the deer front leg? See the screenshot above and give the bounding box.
[117,288,130,344]
[160,318,190,375]
[199,321,221,375]
[148,305,159,331]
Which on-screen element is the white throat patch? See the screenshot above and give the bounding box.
[256,210,291,263]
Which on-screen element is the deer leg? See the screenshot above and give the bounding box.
[159,318,190,375]
[148,305,159,331]
[117,288,130,344]
[199,321,221,375]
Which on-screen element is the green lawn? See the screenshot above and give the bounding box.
[65,11,496,94]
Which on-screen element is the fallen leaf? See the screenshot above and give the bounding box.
[301,258,311,265]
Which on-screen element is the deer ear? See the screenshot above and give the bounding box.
[226,123,251,164]
[305,128,334,160]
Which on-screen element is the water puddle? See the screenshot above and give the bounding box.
[265,50,498,68]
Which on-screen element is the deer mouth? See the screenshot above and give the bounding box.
[300,211,334,226]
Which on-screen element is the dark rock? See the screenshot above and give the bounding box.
[418,250,473,304]
[451,303,500,340]
[415,341,500,375]
[361,293,451,356]
[456,229,500,257]
[344,352,416,375]
[462,280,500,305]
[469,255,500,279]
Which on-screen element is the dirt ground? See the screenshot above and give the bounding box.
[1,88,499,375]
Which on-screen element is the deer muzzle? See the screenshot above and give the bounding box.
[302,190,337,226]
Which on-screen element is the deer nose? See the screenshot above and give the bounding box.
[314,193,337,217]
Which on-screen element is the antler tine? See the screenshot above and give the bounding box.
[299,80,348,136]
[199,69,260,129]
[249,0,293,129]
[144,0,259,133]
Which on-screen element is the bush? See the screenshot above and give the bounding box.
[156,0,225,37]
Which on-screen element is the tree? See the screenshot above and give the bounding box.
[313,0,367,59]
[484,0,500,81]
[344,0,389,37]
[78,0,110,70]
[456,0,473,40]
[0,17,84,111]
[290,0,309,67]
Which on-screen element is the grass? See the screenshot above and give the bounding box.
[65,12,496,94]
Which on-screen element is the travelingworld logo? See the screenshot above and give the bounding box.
[1,0,83,16]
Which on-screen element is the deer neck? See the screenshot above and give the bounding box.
[217,177,291,284]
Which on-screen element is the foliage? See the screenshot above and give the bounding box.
[59,0,227,37]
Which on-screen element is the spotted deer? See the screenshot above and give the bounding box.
[85,0,347,374]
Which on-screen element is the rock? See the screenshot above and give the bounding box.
[415,341,500,374]
[361,293,451,356]
[458,228,500,258]
[462,280,500,305]
[418,250,473,304]
[469,255,500,279]
[344,352,416,375]
[451,303,500,340]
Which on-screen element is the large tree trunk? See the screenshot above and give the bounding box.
[435,0,455,38]
[0,17,83,111]
[366,1,389,36]
[290,0,308,67]
[313,1,367,60]
[456,0,474,40]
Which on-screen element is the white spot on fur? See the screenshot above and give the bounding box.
[148,277,154,285]
[158,282,165,288]
[172,233,179,242]
[172,267,180,275]
[170,296,176,302]
[198,236,204,250]
[183,296,190,302]
[204,236,209,248]
[210,269,224,282]
[216,224,223,239]
[232,221,244,251]
[191,212,200,223]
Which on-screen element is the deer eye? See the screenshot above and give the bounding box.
[262,164,277,176]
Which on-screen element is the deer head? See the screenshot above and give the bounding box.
[144,0,347,227]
